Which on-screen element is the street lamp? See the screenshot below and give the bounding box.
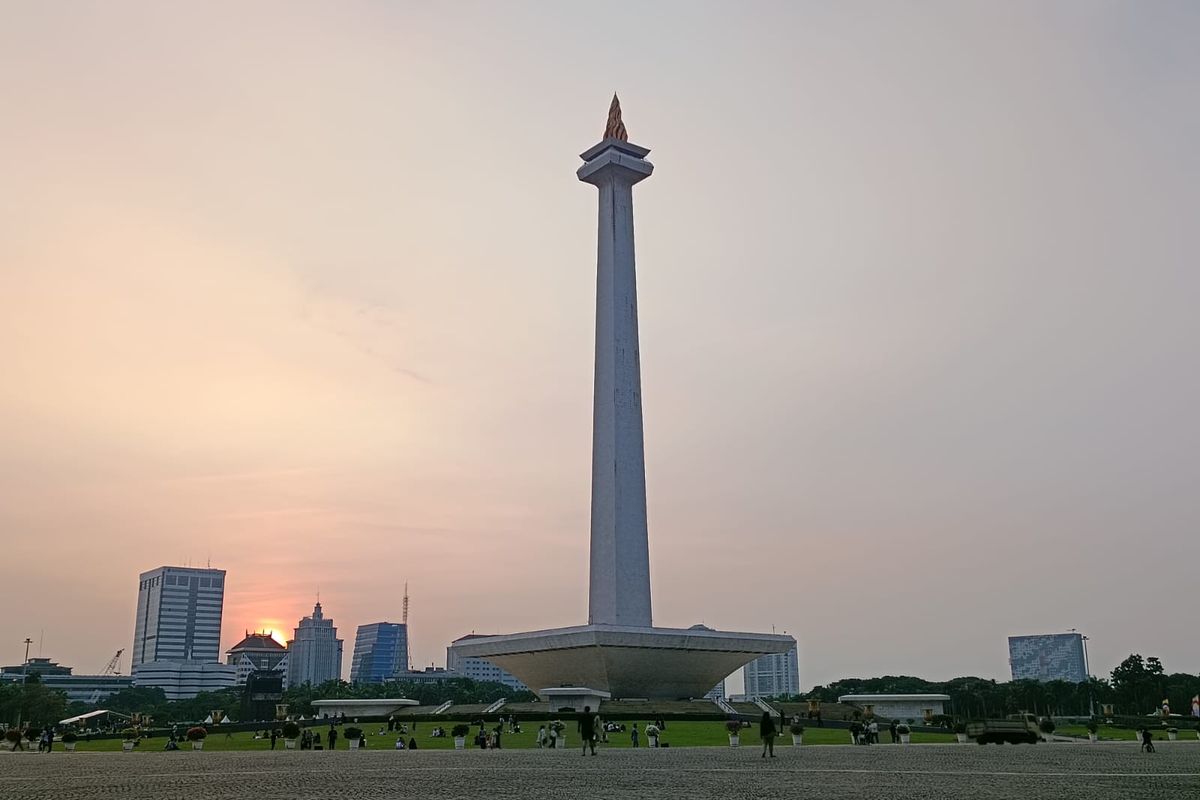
[1070,629,1095,717]
[16,637,32,730]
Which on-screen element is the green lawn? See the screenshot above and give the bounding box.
[1053,724,1200,742]
[52,722,956,753]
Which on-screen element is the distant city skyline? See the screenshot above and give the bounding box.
[2,1,1197,688]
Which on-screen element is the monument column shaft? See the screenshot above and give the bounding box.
[587,171,652,627]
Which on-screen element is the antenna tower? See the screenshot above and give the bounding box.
[402,582,409,626]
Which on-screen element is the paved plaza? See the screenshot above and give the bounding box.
[2,743,1198,799]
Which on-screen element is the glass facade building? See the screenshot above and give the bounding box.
[1008,633,1087,683]
[350,622,408,684]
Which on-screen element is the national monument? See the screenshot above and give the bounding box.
[450,97,794,700]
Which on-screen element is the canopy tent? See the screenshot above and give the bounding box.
[59,709,131,725]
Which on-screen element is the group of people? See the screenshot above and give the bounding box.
[846,718,904,744]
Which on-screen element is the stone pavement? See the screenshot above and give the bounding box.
[2,742,1198,799]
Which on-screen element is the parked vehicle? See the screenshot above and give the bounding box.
[965,713,1042,745]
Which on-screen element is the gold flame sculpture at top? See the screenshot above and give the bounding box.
[604,93,628,141]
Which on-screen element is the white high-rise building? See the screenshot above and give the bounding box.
[286,602,343,687]
[446,636,529,691]
[131,566,226,666]
[743,645,799,699]
[129,566,235,699]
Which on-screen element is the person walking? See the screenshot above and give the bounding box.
[889,720,898,743]
[1141,728,1155,753]
[630,723,639,748]
[328,726,338,751]
[759,711,777,758]
[537,724,547,749]
[578,705,598,756]
[270,728,277,750]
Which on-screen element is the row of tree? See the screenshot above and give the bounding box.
[8,653,1194,728]
[796,655,1198,719]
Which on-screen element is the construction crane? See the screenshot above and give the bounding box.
[402,582,409,626]
[88,649,124,706]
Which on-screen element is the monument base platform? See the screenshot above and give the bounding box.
[449,624,794,700]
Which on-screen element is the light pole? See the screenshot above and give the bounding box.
[1071,629,1096,717]
[16,637,32,730]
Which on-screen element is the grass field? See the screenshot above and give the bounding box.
[1053,724,1200,742]
[45,721,958,752]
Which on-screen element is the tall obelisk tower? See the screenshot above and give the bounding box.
[579,95,654,627]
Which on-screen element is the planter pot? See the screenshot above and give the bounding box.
[1088,734,1098,743]
[956,733,968,744]
[349,740,360,750]
[1196,731,1200,742]
[453,737,465,750]
[64,742,77,752]
[284,739,297,750]
[192,741,204,750]
[558,736,567,749]
[728,735,740,747]
[648,736,658,748]
[899,734,911,745]
[1167,731,1178,741]
[791,735,803,746]
[122,741,135,751]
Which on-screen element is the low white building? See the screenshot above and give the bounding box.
[837,694,951,722]
[131,660,236,700]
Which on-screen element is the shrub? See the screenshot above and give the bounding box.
[644,724,660,737]
[725,720,743,734]
[1086,720,1099,734]
[281,722,301,740]
[343,727,362,740]
[185,727,207,741]
[896,724,911,735]
[789,722,805,735]
[4,729,21,744]
[24,727,41,741]
[451,724,470,738]
[952,722,967,734]
[61,732,78,743]
[1038,718,1055,734]
[122,728,139,741]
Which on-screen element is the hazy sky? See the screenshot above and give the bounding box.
[2,1,1197,691]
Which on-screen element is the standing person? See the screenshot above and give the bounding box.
[548,723,558,750]
[578,706,598,756]
[270,728,278,750]
[868,720,879,744]
[759,711,777,758]
[1141,728,1155,753]
[889,720,898,743]
[328,726,338,751]
[537,724,547,749]
[630,723,639,748]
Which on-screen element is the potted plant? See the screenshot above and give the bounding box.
[24,727,41,750]
[644,723,660,748]
[1166,727,1178,741]
[550,720,567,749]
[344,726,363,749]
[121,727,139,751]
[186,726,207,750]
[789,721,804,746]
[281,721,301,750]
[1086,720,1099,743]
[451,724,470,750]
[725,720,742,747]
[3,729,22,751]
[1038,718,1055,742]
[953,722,968,744]
[896,723,911,744]
[61,731,78,752]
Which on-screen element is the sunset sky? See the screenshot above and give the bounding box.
[2,1,1197,690]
